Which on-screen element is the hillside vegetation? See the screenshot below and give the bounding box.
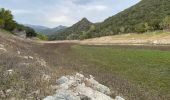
[0,8,37,38]
[49,18,94,40]
[50,0,170,40]
[95,0,170,35]
[25,24,67,36]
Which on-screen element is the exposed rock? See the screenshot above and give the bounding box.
[13,30,26,38]
[56,76,69,85]
[0,44,4,48]
[28,56,34,59]
[6,89,12,95]
[6,69,14,75]
[17,51,21,55]
[0,48,7,52]
[0,90,6,98]
[22,56,33,60]
[0,44,7,52]
[115,96,125,100]
[86,75,111,95]
[44,73,125,100]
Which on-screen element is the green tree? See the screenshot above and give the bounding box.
[79,31,88,40]
[0,8,16,31]
[37,33,48,40]
[144,23,151,32]
[89,25,96,31]
[25,27,37,37]
[67,34,79,40]
[160,16,170,29]
[84,25,96,39]
[120,26,125,33]
[135,22,151,33]
[0,19,4,28]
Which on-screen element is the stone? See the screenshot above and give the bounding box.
[44,73,125,100]
[56,76,69,85]
[115,96,125,100]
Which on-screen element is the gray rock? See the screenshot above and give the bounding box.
[56,76,69,85]
[115,96,125,100]
[44,73,125,100]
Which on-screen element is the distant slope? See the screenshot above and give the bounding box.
[42,25,67,35]
[49,18,94,40]
[25,24,67,35]
[24,24,49,32]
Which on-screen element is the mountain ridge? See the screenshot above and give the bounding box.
[49,0,170,40]
[49,17,94,40]
[25,24,67,35]
[94,0,170,35]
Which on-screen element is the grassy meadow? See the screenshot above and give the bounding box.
[70,45,170,99]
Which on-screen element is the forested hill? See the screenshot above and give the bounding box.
[95,0,170,35]
[25,24,67,35]
[49,18,94,40]
[50,0,170,40]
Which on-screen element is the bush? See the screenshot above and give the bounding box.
[67,34,79,40]
[135,22,151,33]
[37,33,48,40]
[0,19,4,28]
[160,16,170,29]
[22,26,37,38]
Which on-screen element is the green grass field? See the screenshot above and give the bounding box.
[71,45,170,99]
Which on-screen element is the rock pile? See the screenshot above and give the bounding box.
[44,73,124,100]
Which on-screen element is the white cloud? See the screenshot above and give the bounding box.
[48,16,68,23]
[71,0,92,5]
[46,15,76,27]
[0,0,140,27]
[11,9,32,15]
[85,5,108,11]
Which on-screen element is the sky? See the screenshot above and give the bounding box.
[0,0,140,28]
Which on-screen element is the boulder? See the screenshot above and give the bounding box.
[44,73,124,100]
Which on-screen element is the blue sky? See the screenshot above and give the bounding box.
[0,0,140,27]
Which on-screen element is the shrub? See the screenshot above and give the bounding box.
[37,33,48,40]
[160,16,170,29]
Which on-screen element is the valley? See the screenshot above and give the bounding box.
[0,0,170,100]
[0,30,170,100]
